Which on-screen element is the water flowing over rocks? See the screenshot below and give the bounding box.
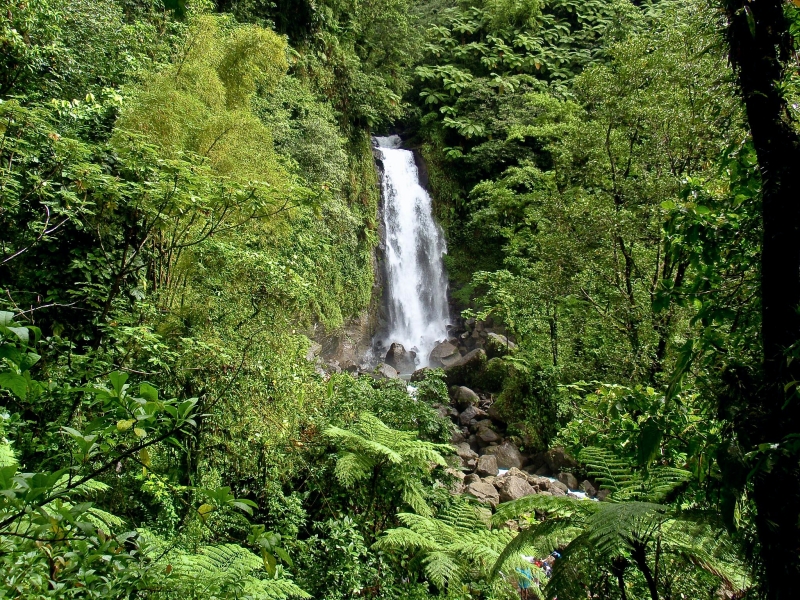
[372,136,450,369]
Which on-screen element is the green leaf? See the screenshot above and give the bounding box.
[139,383,158,403]
[638,418,663,466]
[274,546,293,567]
[262,550,277,576]
[109,371,128,398]
[0,372,28,400]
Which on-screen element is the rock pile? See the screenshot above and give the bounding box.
[431,380,599,508]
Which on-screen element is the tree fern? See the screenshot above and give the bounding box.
[490,452,750,599]
[375,499,526,595]
[139,532,309,599]
[578,446,690,502]
[324,412,451,517]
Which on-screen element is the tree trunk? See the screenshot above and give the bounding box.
[724,1,800,596]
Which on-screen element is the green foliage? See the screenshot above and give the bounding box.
[140,534,308,599]
[375,500,523,596]
[491,452,750,599]
[325,412,451,517]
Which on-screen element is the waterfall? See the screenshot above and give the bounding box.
[374,135,450,369]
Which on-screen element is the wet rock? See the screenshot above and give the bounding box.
[485,332,517,358]
[466,481,500,507]
[476,454,499,477]
[444,348,487,387]
[385,343,416,373]
[497,476,536,502]
[374,363,398,379]
[481,441,524,469]
[543,447,579,473]
[429,341,461,368]
[557,472,579,490]
[451,386,480,409]
[580,480,597,497]
[597,489,611,502]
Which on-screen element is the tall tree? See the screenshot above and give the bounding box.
[723,0,800,596]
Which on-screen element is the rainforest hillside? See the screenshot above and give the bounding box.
[1,0,799,598]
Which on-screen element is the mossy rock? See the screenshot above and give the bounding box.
[444,348,487,388]
[477,357,510,392]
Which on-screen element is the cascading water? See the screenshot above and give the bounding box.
[374,135,450,369]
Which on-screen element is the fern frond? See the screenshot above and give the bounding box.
[422,550,464,590]
[0,439,16,467]
[578,447,633,493]
[490,517,582,580]
[492,492,596,526]
[333,451,374,487]
[53,475,111,497]
[402,481,433,517]
[373,527,441,552]
[243,576,311,599]
[585,501,667,557]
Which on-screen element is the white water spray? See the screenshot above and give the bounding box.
[374,136,450,369]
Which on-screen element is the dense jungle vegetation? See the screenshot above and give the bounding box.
[1,0,799,598]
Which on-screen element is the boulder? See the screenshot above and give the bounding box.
[446,468,466,494]
[530,476,551,490]
[450,430,466,445]
[464,473,481,485]
[481,441,524,469]
[429,341,461,368]
[485,332,517,358]
[444,348,487,387]
[385,343,416,373]
[458,405,485,427]
[557,472,579,491]
[474,421,502,445]
[597,489,611,502]
[476,455,499,477]
[550,480,568,496]
[451,386,480,409]
[543,447,579,473]
[505,467,529,480]
[496,476,536,502]
[466,481,500,507]
[455,442,478,463]
[410,367,432,382]
[480,357,510,392]
[486,402,506,425]
[374,363,398,379]
[580,480,597,497]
